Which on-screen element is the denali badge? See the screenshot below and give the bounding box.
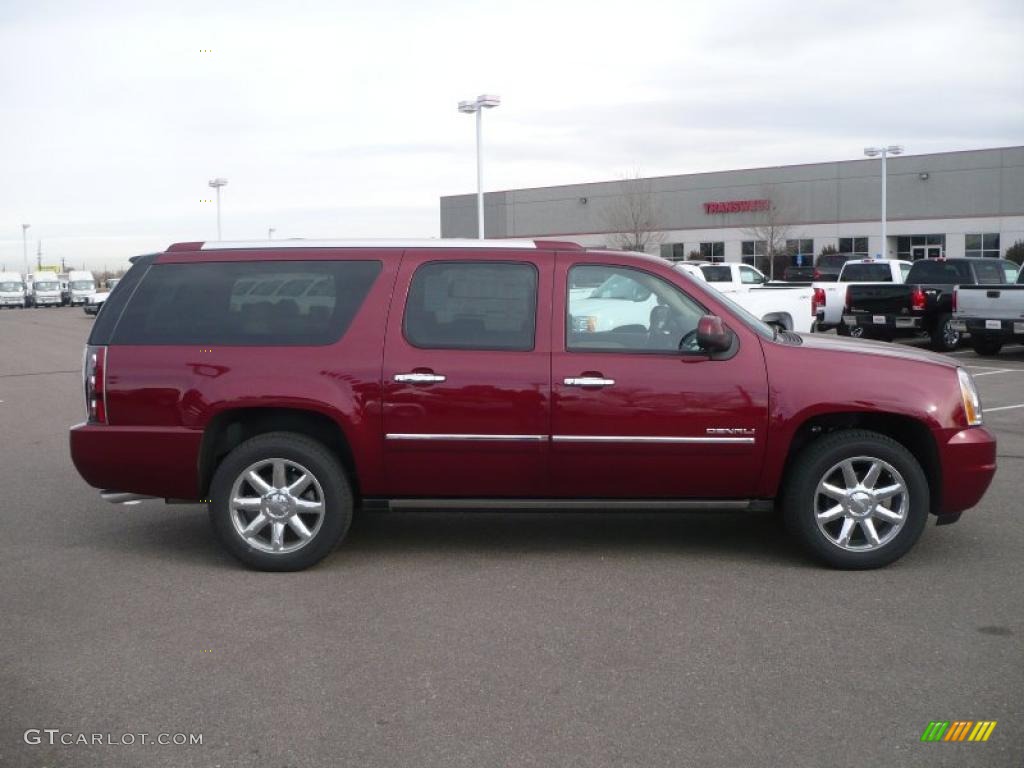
[706,428,756,436]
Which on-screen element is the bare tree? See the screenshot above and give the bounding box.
[741,187,795,279]
[602,172,665,254]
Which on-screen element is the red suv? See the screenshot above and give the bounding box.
[70,239,996,571]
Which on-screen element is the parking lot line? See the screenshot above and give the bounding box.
[986,403,1024,413]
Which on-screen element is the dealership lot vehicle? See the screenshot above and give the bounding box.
[844,257,1019,350]
[69,239,996,572]
[814,258,912,333]
[674,261,815,332]
[67,269,96,306]
[953,268,1024,355]
[27,271,62,307]
[0,272,27,308]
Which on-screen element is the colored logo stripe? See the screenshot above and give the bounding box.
[920,720,996,742]
[921,722,949,741]
[968,721,997,742]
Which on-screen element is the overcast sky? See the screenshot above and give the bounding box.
[1,0,1021,271]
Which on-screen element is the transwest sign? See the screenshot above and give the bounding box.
[703,199,770,214]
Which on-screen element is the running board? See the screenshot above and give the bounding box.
[364,498,772,512]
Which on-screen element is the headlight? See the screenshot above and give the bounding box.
[957,367,983,426]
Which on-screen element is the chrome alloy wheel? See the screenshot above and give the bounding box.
[942,319,961,348]
[228,458,326,554]
[814,456,908,552]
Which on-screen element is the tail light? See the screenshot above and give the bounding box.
[952,289,958,313]
[812,287,826,315]
[83,345,107,423]
[813,269,821,279]
[911,287,926,311]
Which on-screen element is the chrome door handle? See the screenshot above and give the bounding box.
[394,372,447,384]
[564,376,615,388]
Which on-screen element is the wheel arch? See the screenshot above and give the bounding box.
[778,411,942,515]
[198,407,359,499]
[761,312,793,330]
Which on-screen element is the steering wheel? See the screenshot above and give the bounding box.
[648,305,690,349]
[678,327,699,351]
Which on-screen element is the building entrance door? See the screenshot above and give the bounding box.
[911,245,942,260]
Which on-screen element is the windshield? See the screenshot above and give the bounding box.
[34,281,59,290]
[0,282,21,292]
[71,280,95,290]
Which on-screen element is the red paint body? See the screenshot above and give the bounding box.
[69,243,996,517]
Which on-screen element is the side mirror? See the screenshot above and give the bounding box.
[696,315,733,352]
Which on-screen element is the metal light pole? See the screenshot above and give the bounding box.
[21,223,30,275]
[268,227,275,240]
[863,145,903,258]
[458,95,501,239]
[208,178,228,240]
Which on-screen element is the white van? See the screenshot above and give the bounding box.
[68,270,96,305]
[0,272,27,308]
[29,272,63,307]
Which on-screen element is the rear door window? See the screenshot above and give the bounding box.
[403,261,538,351]
[110,260,381,345]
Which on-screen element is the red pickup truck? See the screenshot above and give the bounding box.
[70,240,996,571]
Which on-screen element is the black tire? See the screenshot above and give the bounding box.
[971,336,1003,356]
[782,429,929,569]
[208,431,353,571]
[930,313,961,352]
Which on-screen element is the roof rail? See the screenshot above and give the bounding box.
[165,238,586,252]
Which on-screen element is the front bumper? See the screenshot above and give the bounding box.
[34,297,61,305]
[936,426,997,519]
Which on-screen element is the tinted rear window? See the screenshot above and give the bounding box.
[840,263,892,282]
[700,266,732,282]
[906,260,970,284]
[403,261,537,351]
[972,260,1005,285]
[109,260,381,346]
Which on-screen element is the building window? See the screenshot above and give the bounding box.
[660,243,688,261]
[838,237,869,257]
[699,241,724,262]
[965,233,1000,258]
[786,239,814,266]
[740,240,766,266]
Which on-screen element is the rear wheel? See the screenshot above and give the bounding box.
[209,432,353,571]
[930,313,961,352]
[782,430,929,569]
[971,336,1003,356]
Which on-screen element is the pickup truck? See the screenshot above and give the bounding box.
[952,266,1024,355]
[70,238,996,572]
[814,259,912,334]
[843,258,1018,351]
[675,262,815,333]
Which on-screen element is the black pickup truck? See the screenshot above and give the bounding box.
[843,257,1018,351]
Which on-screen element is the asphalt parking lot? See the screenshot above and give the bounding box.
[1,307,1021,768]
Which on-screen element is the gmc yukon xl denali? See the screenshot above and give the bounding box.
[70,239,997,571]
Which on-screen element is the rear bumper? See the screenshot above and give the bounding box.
[951,318,1024,338]
[936,426,997,519]
[843,313,922,330]
[69,423,203,500]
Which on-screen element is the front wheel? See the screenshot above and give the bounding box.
[209,432,353,571]
[782,430,929,569]
[930,313,961,352]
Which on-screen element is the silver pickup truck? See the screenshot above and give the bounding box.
[953,265,1024,355]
